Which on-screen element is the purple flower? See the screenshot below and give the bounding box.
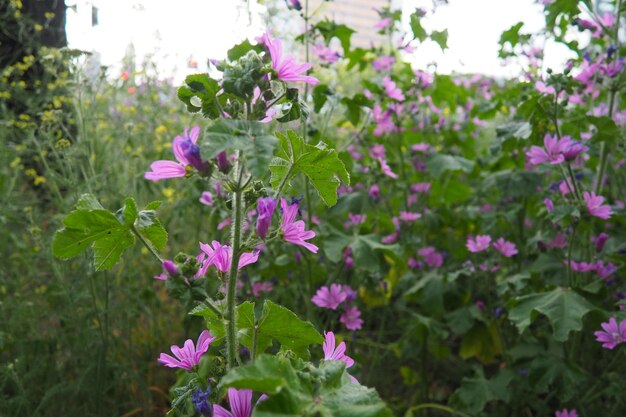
[372,56,395,71]
[312,44,340,64]
[594,318,626,349]
[382,76,405,101]
[493,238,518,257]
[583,191,612,219]
[418,246,444,268]
[368,184,380,199]
[555,409,578,417]
[196,241,260,276]
[593,232,609,252]
[374,17,393,30]
[214,388,267,417]
[256,197,277,239]
[323,331,354,367]
[280,198,318,253]
[348,213,366,225]
[525,134,571,165]
[199,191,214,206]
[158,330,216,371]
[265,34,319,85]
[562,140,588,161]
[162,259,179,276]
[285,0,302,10]
[399,211,421,222]
[145,126,202,181]
[216,151,231,173]
[312,284,348,310]
[467,235,492,253]
[340,305,363,330]
[192,387,213,417]
[544,198,554,213]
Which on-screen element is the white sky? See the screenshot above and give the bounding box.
[66,0,577,81]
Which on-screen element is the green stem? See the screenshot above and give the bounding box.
[567,223,578,287]
[226,153,244,369]
[566,163,582,202]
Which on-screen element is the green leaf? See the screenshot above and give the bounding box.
[430,29,448,51]
[203,119,278,178]
[452,370,515,414]
[76,193,104,210]
[508,288,596,342]
[313,20,355,53]
[122,197,138,226]
[190,301,254,344]
[52,209,127,259]
[425,154,475,178]
[587,116,620,144]
[459,323,502,364]
[220,355,393,417]
[269,131,350,206]
[482,170,543,198]
[52,195,166,270]
[409,11,427,42]
[92,229,135,270]
[177,73,221,117]
[227,39,263,61]
[313,84,331,113]
[254,300,323,358]
[341,94,372,126]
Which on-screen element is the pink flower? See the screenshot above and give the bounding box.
[374,17,393,30]
[158,330,216,371]
[312,43,340,64]
[372,56,395,71]
[340,305,363,330]
[214,388,267,417]
[399,211,422,222]
[145,126,201,181]
[411,182,431,193]
[265,34,318,85]
[378,157,398,179]
[382,231,399,244]
[199,191,213,206]
[312,284,348,310]
[466,235,492,253]
[594,318,626,349]
[323,331,354,367]
[280,198,318,253]
[383,76,405,101]
[525,134,571,165]
[555,409,578,417]
[544,198,554,213]
[565,260,596,272]
[418,246,444,268]
[372,105,396,136]
[348,213,367,225]
[493,238,518,257]
[252,282,273,297]
[196,241,260,276]
[583,191,612,219]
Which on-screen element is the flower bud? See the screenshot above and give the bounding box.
[162,259,179,276]
[216,151,231,173]
[256,197,277,239]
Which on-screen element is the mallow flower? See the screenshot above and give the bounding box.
[583,191,612,219]
[492,238,518,257]
[280,198,318,253]
[466,235,492,253]
[196,241,260,276]
[264,34,319,85]
[340,305,364,330]
[158,330,216,371]
[594,317,626,349]
[525,134,572,165]
[312,284,348,310]
[256,197,277,239]
[323,331,358,383]
[214,388,267,417]
[145,126,208,181]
